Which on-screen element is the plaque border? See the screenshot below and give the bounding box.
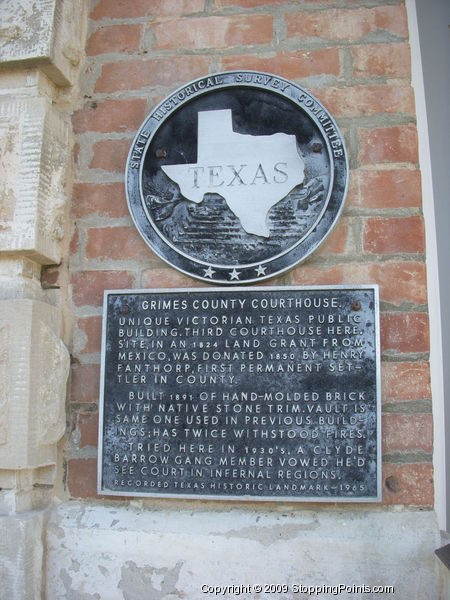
[98,285,381,503]
[125,71,349,285]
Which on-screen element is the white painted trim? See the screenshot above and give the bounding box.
[406,0,446,531]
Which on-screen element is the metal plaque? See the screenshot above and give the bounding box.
[126,71,348,284]
[98,286,381,502]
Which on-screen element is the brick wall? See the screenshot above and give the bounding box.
[66,0,432,506]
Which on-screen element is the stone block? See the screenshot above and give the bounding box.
[0,299,69,470]
[0,509,44,599]
[0,0,85,86]
[0,94,69,264]
[46,503,440,599]
[0,466,56,514]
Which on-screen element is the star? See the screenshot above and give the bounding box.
[255,264,266,277]
[203,265,215,279]
[229,268,240,281]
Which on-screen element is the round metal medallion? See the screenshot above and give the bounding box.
[126,71,348,284]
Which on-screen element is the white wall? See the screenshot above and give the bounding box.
[407,0,450,532]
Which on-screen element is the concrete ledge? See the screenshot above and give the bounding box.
[46,502,440,599]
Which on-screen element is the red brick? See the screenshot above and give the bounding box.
[70,363,101,405]
[364,216,425,255]
[72,183,128,219]
[383,463,433,506]
[382,362,431,402]
[70,228,79,255]
[218,0,338,4]
[77,316,103,354]
[222,48,340,79]
[91,0,204,19]
[373,262,427,306]
[73,98,147,134]
[86,24,142,55]
[85,226,150,261]
[71,271,135,307]
[41,265,61,288]
[315,85,414,118]
[141,268,207,289]
[152,15,273,50]
[381,312,429,354]
[291,264,344,286]
[73,142,80,164]
[352,43,411,79]
[217,0,293,5]
[345,170,358,207]
[286,6,408,43]
[95,56,210,93]
[78,412,99,448]
[354,169,422,209]
[89,139,130,173]
[359,125,418,165]
[67,458,98,498]
[291,262,427,307]
[382,414,433,454]
[314,220,349,256]
[67,458,131,501]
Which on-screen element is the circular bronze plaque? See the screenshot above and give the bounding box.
[126,71,348,284]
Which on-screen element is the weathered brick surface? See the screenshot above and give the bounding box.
[70,363,100,405]
[76,316,103,355]
[73,142,80,165]
[291,262,427,307]
[315,85,414,117]
[381,313,429,354]
[41,265,61,288]
[89,139,131,172]
[359,125,418,165]
[67,457,132,500]
[353,169,422,209]
[78,412,99,448]
[364,216,425,255]
[151,15,273,50]
[73,98,147,134]
[71,271,135,307]
[67,458,98,498]
[91,0,205,20]
[141,268,207,289]
[352,43,411,79]
[382,362,431,402]
[313,220,349,256]
[85,227,150,261]
[86,24,142,55]
[286,6,408,43]
[217,0,291,7]
[72,183,129,219]
[221,49,340,79]
[68,0,433,508]
[70,229,80,255]
[382,414,433,454]
[94,56,210,93]
[383,463,433,506]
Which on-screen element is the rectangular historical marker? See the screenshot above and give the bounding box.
[98,286,381,501]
